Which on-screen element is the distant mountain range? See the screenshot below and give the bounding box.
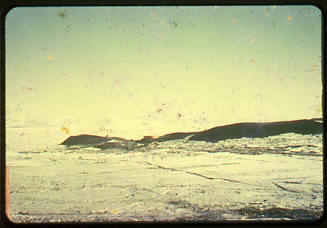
[60,118,323,149]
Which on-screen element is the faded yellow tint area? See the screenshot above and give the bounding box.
[5,6,322,139]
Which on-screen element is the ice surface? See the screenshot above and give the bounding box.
[5,127,323,222]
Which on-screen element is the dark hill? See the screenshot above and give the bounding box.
[136,132,195,145]
[60,134,109,146]
[60,134,131,146]
[156,132,195,142]
[189,119,323,143]
[60,119,323,147]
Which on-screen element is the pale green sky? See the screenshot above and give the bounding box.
[5,6,322,139]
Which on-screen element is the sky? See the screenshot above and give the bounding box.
[5,6,322,139]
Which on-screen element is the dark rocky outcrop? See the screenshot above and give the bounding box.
[60,134,109,146]
[60,119,323,148]
[135,136,156,144]
[135,132,195,145]
[189,119,323,143]
[94,142,129,150]
[94,139,138,150]
[155,132,195,142]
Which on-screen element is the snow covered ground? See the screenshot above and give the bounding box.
[5,127,323,222]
